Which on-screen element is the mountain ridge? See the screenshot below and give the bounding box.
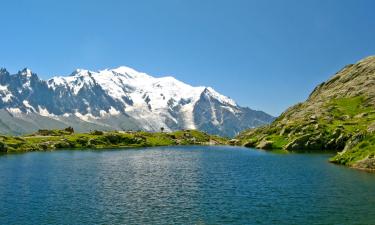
[0,66,274,137]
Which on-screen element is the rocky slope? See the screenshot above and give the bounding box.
[0,67,274,137]
[236,56,375,170]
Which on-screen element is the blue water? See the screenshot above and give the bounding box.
[0,146,375,225]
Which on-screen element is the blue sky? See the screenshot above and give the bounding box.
[0,0,374,116]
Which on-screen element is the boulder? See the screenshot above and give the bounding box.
[310,115,318,121]
[256,140,274,150]
[354,112,368,118]
[284,134,313,151]
[353,156,375,170]
[243,139,257,148]
[368,122,375,133]
[228,139,240,146]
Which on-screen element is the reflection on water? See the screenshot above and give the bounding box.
[0,146,375,225]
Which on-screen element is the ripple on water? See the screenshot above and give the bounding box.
[0,146,375,225]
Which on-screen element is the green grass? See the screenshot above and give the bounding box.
[330,134,375,166]
[330,96,368,117]
[0,129,228,153]
[237,96,375,169]
[266,135,289,149]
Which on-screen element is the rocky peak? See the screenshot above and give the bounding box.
[69,69,92,77]
[0,68,9,75]
[0,65,274,137]
[19,68,33,77]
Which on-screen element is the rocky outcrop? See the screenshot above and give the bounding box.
[256,140,274,150]
[0,141,7,152]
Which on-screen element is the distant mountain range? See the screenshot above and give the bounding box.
[0,66,274,136]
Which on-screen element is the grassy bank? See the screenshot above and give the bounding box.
[0,129,228,153]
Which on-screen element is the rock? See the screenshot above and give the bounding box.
[244,139,257,148]
[343,132,366,151]
[54,140,74,149]
[335,133,349,150]
[38,143,49,150]
[324,115,333,123]
[332,128,342,138]
[0,141,8,152]
[284,134,313,151]
[208,139,219,145]
[326,138,337,149]
[355,112,368,118]
[256,140,274,150]
[228,139,240,145]
[340,115,350,120]
[368,122,375,133]
[353,156,375,170]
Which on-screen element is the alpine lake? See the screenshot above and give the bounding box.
[1,146,375,225]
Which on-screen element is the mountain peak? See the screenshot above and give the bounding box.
[19,68,33,77]
[112,66,139,74]
[0,68,9,75]
[0,66,274,137]
[109,66,152,80]
[202,87,237,106]
[70,69,91,77]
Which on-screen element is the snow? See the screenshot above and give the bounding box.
[23,100,36,112]
[99,107,120,117]
[22,80,31,89]
[0,85,12,102]
[206,87,237,106]
[7,108,22,114]
[21,68,33,77]
[38,106,55,117]
[108,106,120,115]
[45,65,239,130]
[48,69,94,94]
[0,85,7,91]
[74,112,98,121]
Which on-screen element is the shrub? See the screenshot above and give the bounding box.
[91,130,104,135]
[64,127,74,134]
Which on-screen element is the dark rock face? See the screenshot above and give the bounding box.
[0,141,7,152]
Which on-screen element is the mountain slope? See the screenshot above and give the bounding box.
[236,56,375,170]
[0,67,274,137]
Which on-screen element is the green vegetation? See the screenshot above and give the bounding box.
[236,96,375,170]
[330,134,375,166]
[0,129,228,153]
[235,56,375,171]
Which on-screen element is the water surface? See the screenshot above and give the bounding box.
[0,146,375,225]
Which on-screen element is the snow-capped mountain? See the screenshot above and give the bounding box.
[0,67,274,136]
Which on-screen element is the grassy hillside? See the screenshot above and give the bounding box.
[0,129,227,153]
[236,56,375,171]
